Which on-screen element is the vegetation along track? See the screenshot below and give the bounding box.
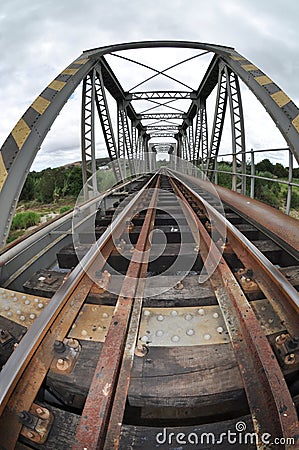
[0,169,298,449]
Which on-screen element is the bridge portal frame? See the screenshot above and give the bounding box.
[0,40,299,247]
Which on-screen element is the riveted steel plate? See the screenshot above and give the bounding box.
[138,305,230,346]
[138,298,285,347]
[0,288,49,327]
[64,298,284,344]
[68,304,114,341]
[251,299,285,335]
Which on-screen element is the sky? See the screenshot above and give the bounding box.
[0,0,298,171]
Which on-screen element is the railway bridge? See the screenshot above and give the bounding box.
[0,41,298,449]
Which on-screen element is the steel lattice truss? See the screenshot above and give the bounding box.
[0,40,299,246]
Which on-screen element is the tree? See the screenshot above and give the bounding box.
[36,168,56,203]
[255,159,274,173]
[20,173,35,201]
[272,163,288,178]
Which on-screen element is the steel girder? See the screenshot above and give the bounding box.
[1,40,299,247]
[225,66,246,193]
[127,91,194,100]
[118,106,136,175]
[140,113,186,120]
[149,133,176,138]
[93,66,123,183]
[206,64,246,192]
[206,66,228,178]
[188,122,195,162]
[194,101,209,168]
[146,125,179,131]
[81,70,97,198]
[0,56,95,247]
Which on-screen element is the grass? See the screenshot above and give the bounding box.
[8,197,77,244]
[10,211,40,231]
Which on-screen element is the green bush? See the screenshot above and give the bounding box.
[59,205,72,214]
[291,190,299,209]
[254,171,281,208]
[11,211,40,231]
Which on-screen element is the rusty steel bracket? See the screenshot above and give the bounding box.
[0,329,14,345]
[51,337,81,374]
[216,238,234,254]
[235,268,259,293]
[272,332,299,369]
[19,403,53,444]
[115,238,127,251]
[95,270,111,293]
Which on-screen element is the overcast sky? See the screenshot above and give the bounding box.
[0,0,298,171]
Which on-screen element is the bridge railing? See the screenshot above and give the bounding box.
[208,147,299,215]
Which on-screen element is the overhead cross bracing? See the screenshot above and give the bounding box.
[0,40,299,246]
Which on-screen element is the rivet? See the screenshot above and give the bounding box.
[261,306,266,311]
[102,312,109,318]
[29,313,36,320]
[174,281,184,290]
[38,303,43,309]
[81,330,88,336]
[198,308,205,316]
[20,316,25,321]
[217,326,224,333]
[16,310,21,315]
[268,318,274,324]
[68,338,80,349]
[171,310,178,316]
[140,335,149,343]
[25,300,30,305]
[186,329,195,336]
[13,297,18,302]
[171,335,180,342]
[284,354,296,365]
[56,358,69,371]
[143,310,150,316]
[204,334,211,340]
[157,315,164,321]
[34,298,39,303]
[156,330,164,337]
[10,292,15,297]
[4,306,10,311]
[213,312,219,318]
[7,312,12,317]
[185,314,193,321]
[22,295,27,300]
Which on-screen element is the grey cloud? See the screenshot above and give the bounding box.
[0,0,298,170]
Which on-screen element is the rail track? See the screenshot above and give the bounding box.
[0,170,298,449]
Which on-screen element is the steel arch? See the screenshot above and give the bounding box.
[0,40,299,247]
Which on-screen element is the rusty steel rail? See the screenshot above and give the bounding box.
[0,173,157,449]
[169,170,299,335]
[169,174,299,448]
[73,176,161,450]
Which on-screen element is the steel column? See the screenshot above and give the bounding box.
[225,66,246,193]
[119,105,136,175]
[94,65,123,182]
[206,66,228,178]
[81,69,97,199]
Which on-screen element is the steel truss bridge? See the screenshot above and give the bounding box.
[0,39,299,246]
[0,41,299,449]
